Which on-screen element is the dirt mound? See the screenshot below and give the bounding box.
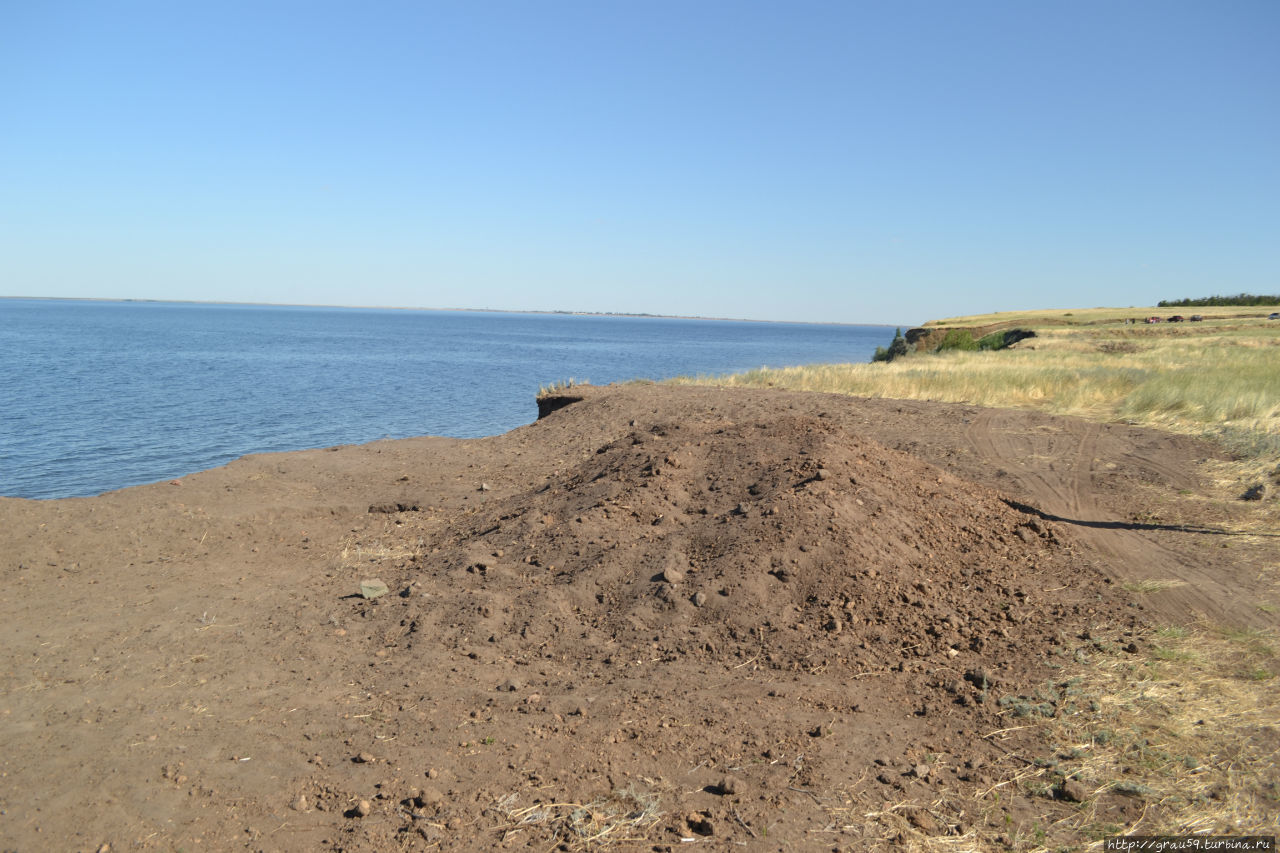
[300,399,1139,850]
[9,382,1260,851]
[391,412,1098,677]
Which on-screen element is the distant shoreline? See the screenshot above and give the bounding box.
[0,295,900,329]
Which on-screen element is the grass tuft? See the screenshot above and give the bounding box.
[537,377,588,399]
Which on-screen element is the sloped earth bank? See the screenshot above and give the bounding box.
[1,384,1274,852]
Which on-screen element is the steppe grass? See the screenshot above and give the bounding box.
[924,304,1280,327]
[670,317,1280,482]
[1029,627,1278,840]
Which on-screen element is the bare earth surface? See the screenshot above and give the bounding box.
[1,384,1275,851]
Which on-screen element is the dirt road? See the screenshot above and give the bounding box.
[960,407,1273,629]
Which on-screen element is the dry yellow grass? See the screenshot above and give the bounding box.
[1031,626,1279,841]
[333,533,419,569]
[537,377,589,398]
[925,304,1280,327]
[670,316,1280,483]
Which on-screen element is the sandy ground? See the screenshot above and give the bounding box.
[1,384,1275,851]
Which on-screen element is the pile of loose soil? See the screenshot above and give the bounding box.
[0,383,1264,851]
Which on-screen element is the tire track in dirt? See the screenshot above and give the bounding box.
[963,408,1264,629]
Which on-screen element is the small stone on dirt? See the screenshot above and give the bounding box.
[417,786,445,809]
[964,668,995,689]
[686,813,715,835]
[815,468,830,480]
[904,807,939,832]
[1058,779,1089,802]
[292,794,307,811]
[368,501,420,514]
[359,579,389,600]
[354,752,375,764]
[692,591,707,607]
[354,799,371,817]
[717,775,741,795]
[661,567,683,583]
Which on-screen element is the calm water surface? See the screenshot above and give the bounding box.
[0,299,895,499]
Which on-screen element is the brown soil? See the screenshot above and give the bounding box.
[1,384,1275,851]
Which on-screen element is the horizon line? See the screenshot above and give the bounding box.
[0,295,905,328]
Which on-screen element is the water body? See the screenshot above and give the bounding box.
[1,299,895,499]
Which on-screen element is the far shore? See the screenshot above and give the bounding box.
[0,294,899,328]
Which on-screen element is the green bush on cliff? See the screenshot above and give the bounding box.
[935,329,978,352]
[976,331,1008,350]
[936,328,1032,353]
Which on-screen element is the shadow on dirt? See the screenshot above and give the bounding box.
[1000,498,1277,537]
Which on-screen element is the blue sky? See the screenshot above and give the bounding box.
[2,1,1276,324]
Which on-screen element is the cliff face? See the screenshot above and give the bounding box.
[904,326,938,349]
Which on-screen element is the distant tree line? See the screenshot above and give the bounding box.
[1158,293,1280,307]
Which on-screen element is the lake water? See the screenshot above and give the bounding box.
[0,299,895,499]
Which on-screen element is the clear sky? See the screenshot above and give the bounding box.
[2,1,1276,324]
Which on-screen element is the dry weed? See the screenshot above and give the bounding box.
[490,787,663,850]
[1037,627,1278,840]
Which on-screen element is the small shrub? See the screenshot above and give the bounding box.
[871,328,910,363]
[935,329,978,351]
[976,331,1007,350]
[970,328,1035,351]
